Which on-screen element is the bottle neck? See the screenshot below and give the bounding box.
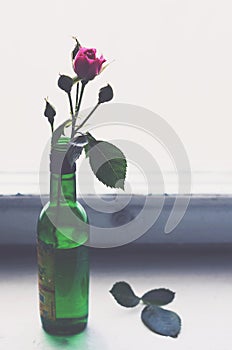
[49,137,77,205]
[50,171,77,205]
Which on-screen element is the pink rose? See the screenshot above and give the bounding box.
[73,47,106,81]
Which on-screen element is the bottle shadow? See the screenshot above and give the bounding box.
[43,331,88,349]
[41,327,105,350]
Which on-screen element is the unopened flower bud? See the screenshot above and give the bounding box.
[44,99,56,119]
[98,84,114,104]
[44,99,56,131]
[58,74,73,93]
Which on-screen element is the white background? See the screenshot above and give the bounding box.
[0,0,232,192]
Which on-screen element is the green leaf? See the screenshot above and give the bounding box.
[110,281,140,308]
[142,288,175,306]
[141,305,181,338]
[86,133,127,190]
[51,119,72,147]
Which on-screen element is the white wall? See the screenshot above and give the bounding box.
[1,0,232,177]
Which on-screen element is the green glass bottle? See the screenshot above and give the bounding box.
[37,137,89,335]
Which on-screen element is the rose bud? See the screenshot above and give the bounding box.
[73,47,106,82]
[98,84,114,104]
[44,99,56,119]
[58,74,73,93]
[44,99,56,131]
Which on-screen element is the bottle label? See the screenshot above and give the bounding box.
[37,240,89,321]
[37,240,56,321]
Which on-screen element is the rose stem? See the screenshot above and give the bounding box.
[71,81,86,138]
[68,91,75,137]
[50,122,54,133]
[75,102,100,133]
[76,81,86,115]
[75,82,79,113]
[68,91,74,116]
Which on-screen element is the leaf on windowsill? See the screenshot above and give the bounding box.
[141,305,181,338]
[142,288,175,306]
[110,281,140,308]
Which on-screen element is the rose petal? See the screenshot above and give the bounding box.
[73,47,106,81]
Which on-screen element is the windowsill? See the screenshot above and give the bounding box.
[0,194,231,245]
[1,244,232,349]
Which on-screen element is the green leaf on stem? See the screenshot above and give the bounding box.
[110,282,140,308]
[51,119,72,147]
[142,288,175,306]
[141,305,181,338]
[86,133,127,190]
